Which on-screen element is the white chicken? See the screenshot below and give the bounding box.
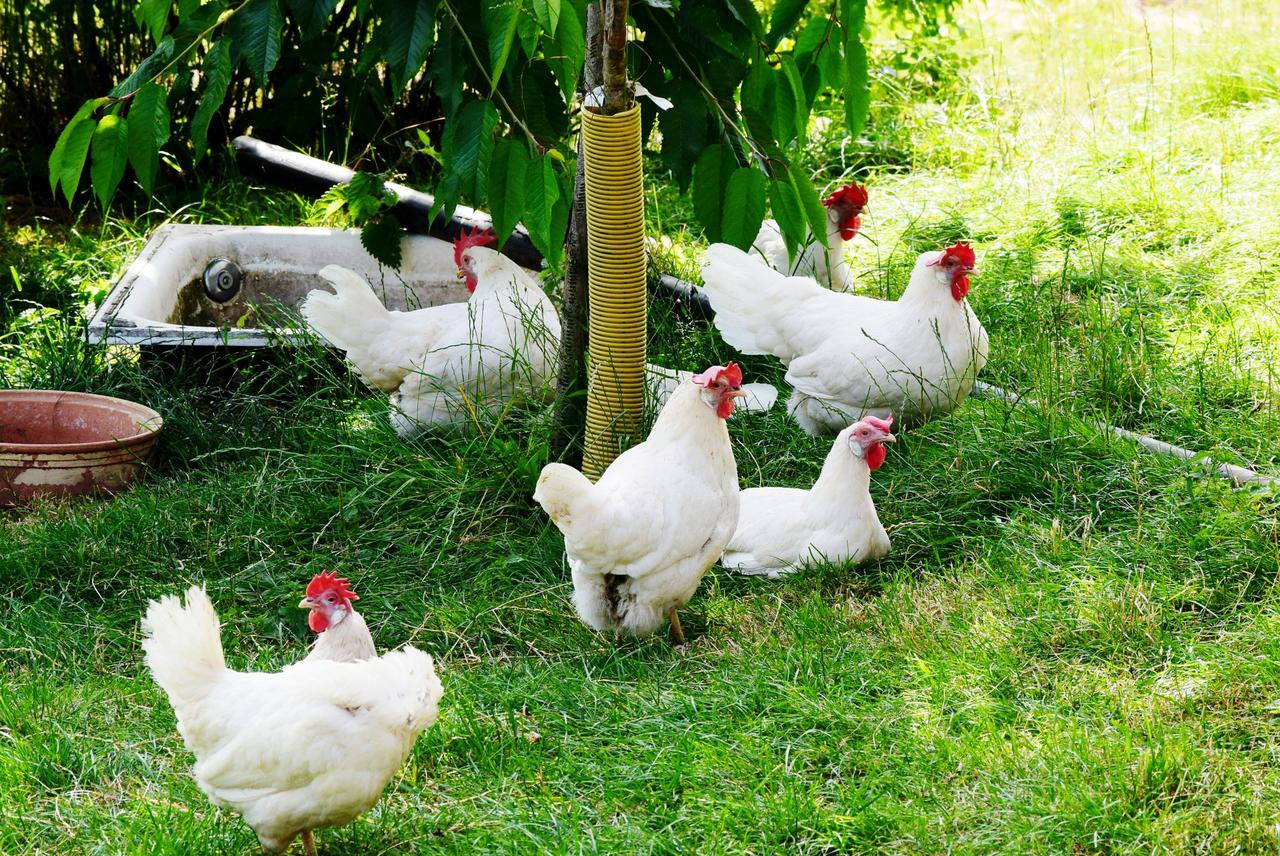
[723,416,894,578]
[751,182,868,291]
[301,228,561,436]
[533,363,745,645]
[645,362,777,413]
[299,570,376,663]
[141,580,443,856]
[701,241,988,436]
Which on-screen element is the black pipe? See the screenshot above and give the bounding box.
[233,136,543,269]
[233,135,715,318]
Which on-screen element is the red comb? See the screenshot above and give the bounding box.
[822,183,869,211]
[691,362,743,389]
[453,226,497,269]
[863,414,893,433]
[939,241,975,269]
[306,571,359,602]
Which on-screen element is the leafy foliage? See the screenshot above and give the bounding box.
[47,0,944,264]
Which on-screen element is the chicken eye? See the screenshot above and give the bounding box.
[326,596,336,604]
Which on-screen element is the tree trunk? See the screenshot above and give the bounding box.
[548,3,605,465]
[601,0,631,114]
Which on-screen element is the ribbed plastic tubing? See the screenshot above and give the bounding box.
[581,103,646,480]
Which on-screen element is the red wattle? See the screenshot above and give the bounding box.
[866,443,887,471]
[465,273,478,293]
[308,611,328,633]
[716,396,737,419]
[951,275,970,301]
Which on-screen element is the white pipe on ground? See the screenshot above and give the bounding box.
[972,381,1275,490]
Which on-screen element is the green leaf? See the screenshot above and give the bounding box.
[766,0,809,49]
[191,39,232,163]
[843,32,870,139]
[442,99,500,201]
[285,0,340,38]
[794,15,828,62]
[361,213,404,269]
[658,79,710,190]
[287,0,334,36]
[771,64,799,148]
[692,143,737,242]
[769,176,806,263]
[487,138,530,246]
[530,0,560,35]
[840,0,870,138]
[721,167,768,251]
[343,172,395,222]
[127,82,170,198]
[522,153,560,261]
[516,6,540,58]
[136,0,171,42]
[232,0,283,82]
[841,0,867,34]
[109,36,175,98]
[48,98,106,200]
[549,0,583,100]
[723,0,763,39]
[790,165,828,249]
[483,0,521,87]
[90,114,130,208]
[778,56,808,145]
[378,0,434,90]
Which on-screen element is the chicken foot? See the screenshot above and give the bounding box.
[301,830,318,856]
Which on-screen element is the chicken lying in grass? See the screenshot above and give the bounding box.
[302,228,561,436]
[751,182,868,290]
[142,576,442,856]
[723,416,894,578]
[534,364,745,646]
[701,241,987,435]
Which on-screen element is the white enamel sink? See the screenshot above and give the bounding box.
[87,225,470,348]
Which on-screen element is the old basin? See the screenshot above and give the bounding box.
[0,390,163,505]
[87,225,471,349]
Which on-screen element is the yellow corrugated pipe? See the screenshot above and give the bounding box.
[581,103,646,480]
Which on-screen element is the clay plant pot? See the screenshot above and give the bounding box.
[0,390,163,506]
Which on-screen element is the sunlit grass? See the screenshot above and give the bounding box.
[2,0,1280,853]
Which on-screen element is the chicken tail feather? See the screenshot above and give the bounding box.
[141,585,227,708]
[700,244,796,359]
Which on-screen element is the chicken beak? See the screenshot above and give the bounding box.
[727,389,748,399]
[298,597,314,609]
[882,432,897,443]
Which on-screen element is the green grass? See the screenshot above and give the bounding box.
[3,0,1280,852]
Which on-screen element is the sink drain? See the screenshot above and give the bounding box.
[202,258,242,303]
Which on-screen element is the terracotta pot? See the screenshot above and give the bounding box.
[0,390,163,506]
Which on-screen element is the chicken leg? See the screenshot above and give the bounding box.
[668,608,685,648]
[301,830,317,856]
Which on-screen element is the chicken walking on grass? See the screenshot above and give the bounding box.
[534,364,745,647]
[141,578,442,855]
[723,416,895,578]
[701,241,988,435]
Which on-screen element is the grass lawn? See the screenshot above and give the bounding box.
[3,0,1279,853]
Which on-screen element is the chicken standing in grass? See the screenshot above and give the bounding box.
[701,241,987,435]
[751,182,868,290]
[302,228,561,436]
[142,577,442,856]
[534,364,745,646]
[723,416,895,578]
